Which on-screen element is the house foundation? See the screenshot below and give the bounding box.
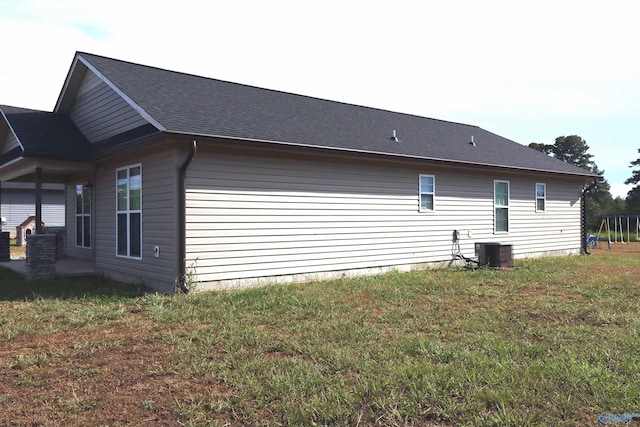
[26,234,57,280]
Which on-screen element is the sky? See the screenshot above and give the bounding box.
[1,0,639,198]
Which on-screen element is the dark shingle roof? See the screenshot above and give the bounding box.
[1,105,91,160]
[75,53,596,178]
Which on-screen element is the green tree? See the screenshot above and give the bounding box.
[612,196,626,213]
[529,135,596,170]
[625,187,640,214]
[624,149,640,214]
[551,135,594,170]
[527,142,553,155]
[584,165,615,230]
[626,149,640,185]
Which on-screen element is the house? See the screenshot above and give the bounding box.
[0,52,598,292]
[1,182,65,238]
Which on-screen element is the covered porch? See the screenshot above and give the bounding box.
[1,104,98,281]
[0,157,95,280]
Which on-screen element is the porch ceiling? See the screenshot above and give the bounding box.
[0,157,94,183]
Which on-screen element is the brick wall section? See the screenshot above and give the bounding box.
[26,234,57,280]
[0,232,9,262]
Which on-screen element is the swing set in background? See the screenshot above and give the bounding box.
[587,215,640,250]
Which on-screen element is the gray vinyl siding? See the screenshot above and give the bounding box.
[1,132,19,155]
[69,70,149,143]
[1,186,65,234]
[500,177,583,255]
[185,147,584,289]
[93,145,179,292]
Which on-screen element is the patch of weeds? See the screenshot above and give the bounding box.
[10,353,48,369]
[170,394,210,422]
[400,337,456,363]
[71,368,100,378]
[46,348,68,359]
[65,303,130,328]
[71,339,125,356]
[58,397,101,414]
[16,372,44,387]
[142,400,156,411]
[177,258,200,293]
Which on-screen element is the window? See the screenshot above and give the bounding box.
[419,175,435,211]
[494,180,509,233]
[116,164,142,258]
[76,184,91,248]
[536,183,546,212]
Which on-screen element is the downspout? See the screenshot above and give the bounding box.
[581,179,598,255]
[178,140,197,292]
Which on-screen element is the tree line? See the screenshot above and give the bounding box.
[528,135,640,231]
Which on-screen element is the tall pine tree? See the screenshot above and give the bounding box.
[624,149,640,214]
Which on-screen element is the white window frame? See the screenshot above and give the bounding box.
[75,184,91,249]
[536,183,546,213]
[419,174,435,212]
[494,180,510,233]
[116,164,142,259]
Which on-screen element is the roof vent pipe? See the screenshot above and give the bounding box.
[469,135,476,146]
[390,130,399,142]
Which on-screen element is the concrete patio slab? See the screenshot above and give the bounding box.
[0,258,96,279]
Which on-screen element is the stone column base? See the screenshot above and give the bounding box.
[26,234,57,280]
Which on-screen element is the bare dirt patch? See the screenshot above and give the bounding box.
[0,314,232,426]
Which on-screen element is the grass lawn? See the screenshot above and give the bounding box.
[1,244,639,426]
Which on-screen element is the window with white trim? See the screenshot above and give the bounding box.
[494,180,509,233]
[536,183,546,212]
[116,164,142,259]
[419,175,435,212]
[76,184,91,248]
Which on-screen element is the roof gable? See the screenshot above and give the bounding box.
[55,56,161,144]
